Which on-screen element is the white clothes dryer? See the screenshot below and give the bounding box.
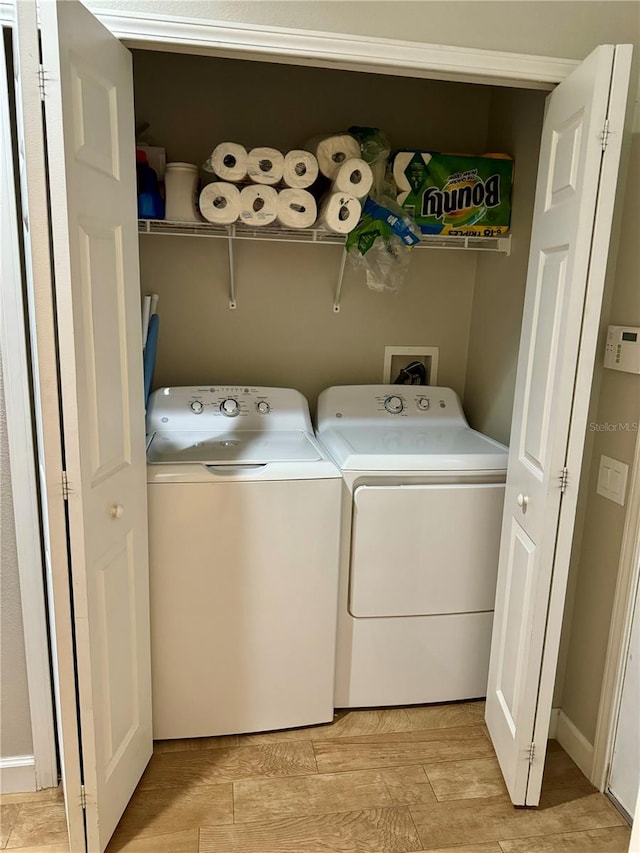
[316,385,508,708]
[147,385,342,739]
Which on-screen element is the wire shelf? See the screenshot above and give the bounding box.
[138,219,511,254]
[137,220,511,310]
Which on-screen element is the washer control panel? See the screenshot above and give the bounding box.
[316,385,468,431]
[220,398,240,417]
[383,395,404,415]
[377,389,453,417]
[147,386,312,433]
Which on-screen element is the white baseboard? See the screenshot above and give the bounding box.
[548,707,560,738]
[555,710,595,779]
[0,755,36,794]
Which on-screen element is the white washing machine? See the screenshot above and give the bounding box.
[316,385,508,708]
[146,385,342,739]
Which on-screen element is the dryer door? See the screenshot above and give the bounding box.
[349,483,505,617]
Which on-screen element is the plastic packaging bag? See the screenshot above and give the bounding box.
[348,126,392,198]
[346,195,421,293]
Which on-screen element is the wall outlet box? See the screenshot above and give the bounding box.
[383,346,439,385]
[596,454,629,506]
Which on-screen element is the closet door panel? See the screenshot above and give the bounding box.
[485,43,632,807]
[39,1,151,850]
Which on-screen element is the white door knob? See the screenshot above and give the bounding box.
[110,504,124,519]
[517,493,529,511]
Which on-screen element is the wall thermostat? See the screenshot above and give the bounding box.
[604,325,640,374]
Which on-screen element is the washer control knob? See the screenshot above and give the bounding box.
[190,400,204,414]
[384,395,404,415]
[256,400,270,414]
[417,397,430,411]
[220,398,240,417]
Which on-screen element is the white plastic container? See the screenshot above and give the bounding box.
[164,162,201,222]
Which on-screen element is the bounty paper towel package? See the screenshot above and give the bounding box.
[393,151,513,236]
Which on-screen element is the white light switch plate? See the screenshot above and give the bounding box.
[597,454,629,506]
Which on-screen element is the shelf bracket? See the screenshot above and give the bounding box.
[333,250,348,313]
[227,233,237,309]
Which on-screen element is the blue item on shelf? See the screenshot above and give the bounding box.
[137,149,164,220]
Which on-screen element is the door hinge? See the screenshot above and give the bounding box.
[38,64,46,101]
[80,784,87,809]
[61,470,69,501]
[601,118,610,151]
[527,742,536,764]
[560,467,569,493]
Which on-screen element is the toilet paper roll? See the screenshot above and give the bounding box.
[276,189,317,229]
[332,158,373,200]
[306,134,361,180]
[246,147,285,185]
[282,150,319,189]
[318,192,362,234]
[199,182,241,225]
[208,143,248,182]
[239,185,278,227]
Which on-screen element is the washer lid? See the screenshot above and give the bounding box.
[147,429,322,465]
[317,425,508,472]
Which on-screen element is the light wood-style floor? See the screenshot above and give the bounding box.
[0,702,630,852]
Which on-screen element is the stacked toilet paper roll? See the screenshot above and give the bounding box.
[200,138,374,230]
[199,184,318,228]
[317,192,361,234]
[239,185,279,227]
[199,182,241,225]
[206,143,321,190]
[246,147,285,185]
[207,142,248,182]
[276,189,317,229]
[282,150,319,189]
[332,158,373,200]
[305,134,361,180]
[313,152,371,234]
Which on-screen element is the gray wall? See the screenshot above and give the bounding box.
[0,352,34,759]
[463,87,546,446]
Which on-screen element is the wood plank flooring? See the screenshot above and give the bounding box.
[0,702,630,853]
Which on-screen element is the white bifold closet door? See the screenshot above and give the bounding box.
[485,43,632,807]
[18,0,153,850]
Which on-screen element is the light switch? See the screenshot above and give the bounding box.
[597,455,629,506]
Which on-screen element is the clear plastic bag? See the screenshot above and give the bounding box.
[347,126,393,198]
[346,195,421,293]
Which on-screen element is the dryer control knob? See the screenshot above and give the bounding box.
[220,398,240,417]
[190,400,204,414]
[384,395,404,414]
[256,401,270,414]
[417,397,430,411]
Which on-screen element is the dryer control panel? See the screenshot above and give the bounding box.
[147,386,313,433]
[317,385,468,431]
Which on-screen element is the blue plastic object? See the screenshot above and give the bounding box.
[137,150,164,220]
